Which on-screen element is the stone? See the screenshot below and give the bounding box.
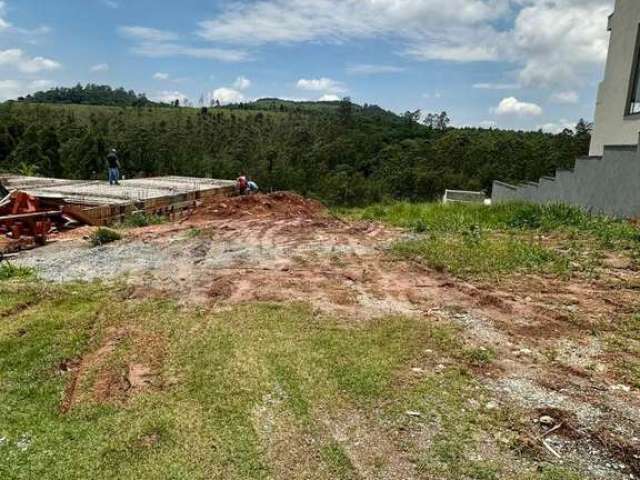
[610,384,632,392]
[539,415,555,426]
[485,401,499,411]
[603,256,632,270]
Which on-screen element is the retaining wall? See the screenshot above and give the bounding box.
[491,145,640,218]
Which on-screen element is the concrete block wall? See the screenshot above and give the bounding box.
[491,145,640,218]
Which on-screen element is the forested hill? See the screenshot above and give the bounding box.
[15,84,162,108]
[0,100,591,206]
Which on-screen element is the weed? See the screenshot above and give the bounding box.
[186,228,202,238]
[119,212,166,228]
[539,466,582,480]
[0,262,34,281]
[463,347,496,366]
[89,227,122,246]
[411,218,428,233]
[320,442,356,479]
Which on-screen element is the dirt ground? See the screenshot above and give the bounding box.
[14,192,640,478]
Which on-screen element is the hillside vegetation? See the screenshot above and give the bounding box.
[1,87,590,205]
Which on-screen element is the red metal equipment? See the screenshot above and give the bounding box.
[0,188,62,250]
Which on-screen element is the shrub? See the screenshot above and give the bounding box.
[89,228,122,247]
[120,212,166,228]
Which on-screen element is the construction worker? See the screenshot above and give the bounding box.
[107,149,121,186]
[247,180,259,194]
[236,175,248,195]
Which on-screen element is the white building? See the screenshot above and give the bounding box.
[591,0,640,155]
[493,0,640,217]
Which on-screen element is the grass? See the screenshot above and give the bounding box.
[603,313,640,388]
[0,279,587,479]
[393,231,567,277]
[348,201,640,242]
[0,262,35,280]
[343,201,639,278]
[89,227,122,246]
[118,212,167,229]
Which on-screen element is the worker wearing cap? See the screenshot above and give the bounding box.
[107,149,121,186]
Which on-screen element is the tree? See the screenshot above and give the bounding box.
[436,111,450,130]
[338,97,353,126]
[403,109,422,124]
[423,111,450,130]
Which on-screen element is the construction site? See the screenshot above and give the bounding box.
[0,174,235,253]
[1,170,640,479]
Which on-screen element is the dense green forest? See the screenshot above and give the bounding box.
[0,88,591,206]
[16,84,162,108]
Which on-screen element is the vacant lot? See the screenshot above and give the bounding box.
[2,195,640,479]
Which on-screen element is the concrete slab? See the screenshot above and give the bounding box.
[0,174,235,225]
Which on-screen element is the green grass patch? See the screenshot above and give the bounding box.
[0,280,588,479]
[393,231,567,277]
[89,227,122,247]
[342,201,640,278]
[347,201,640,243]
[604,313,640,388]
[118,212,167,229]
[319,442,357,479]
[0,262,35,281]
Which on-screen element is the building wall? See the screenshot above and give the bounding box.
[492,146,640,218]
[590,0,640,156]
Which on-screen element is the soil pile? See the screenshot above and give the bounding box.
[196,192,328,220]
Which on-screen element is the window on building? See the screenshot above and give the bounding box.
[629,27,640,115]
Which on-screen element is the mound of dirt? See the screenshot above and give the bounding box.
[195,192,328,220]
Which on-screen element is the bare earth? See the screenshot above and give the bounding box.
[14,192,640,478]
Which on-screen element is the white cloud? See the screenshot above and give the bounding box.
[297,77,346,94]
[422,92,442,99]
[0,79,52,101]
[151,90,189,104]
[0,1,10,31]
[233,75,251,90]
[0,2,50,37]
[0,49,61,73]
[512,1,611,87]
[550,91,579,104]
[210,87,244,105]
[318,94,340,101]
[478,120,497,129]
[195,0,613,89]
[153,72,170,80]
[119,25,249,62]
[536,119,575,134]
[101,0,119,8]
[407,43,499,62]
[493,96,542,116]
[119,26,179,42]
[130,42,248,62]
[473,82,519,90]
[346,64,405,75]
[90,63,109,73]
[198,0,508,45]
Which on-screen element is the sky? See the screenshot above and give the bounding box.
[0,0,615,132]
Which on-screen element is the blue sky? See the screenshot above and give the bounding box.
[0,0,614,132]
